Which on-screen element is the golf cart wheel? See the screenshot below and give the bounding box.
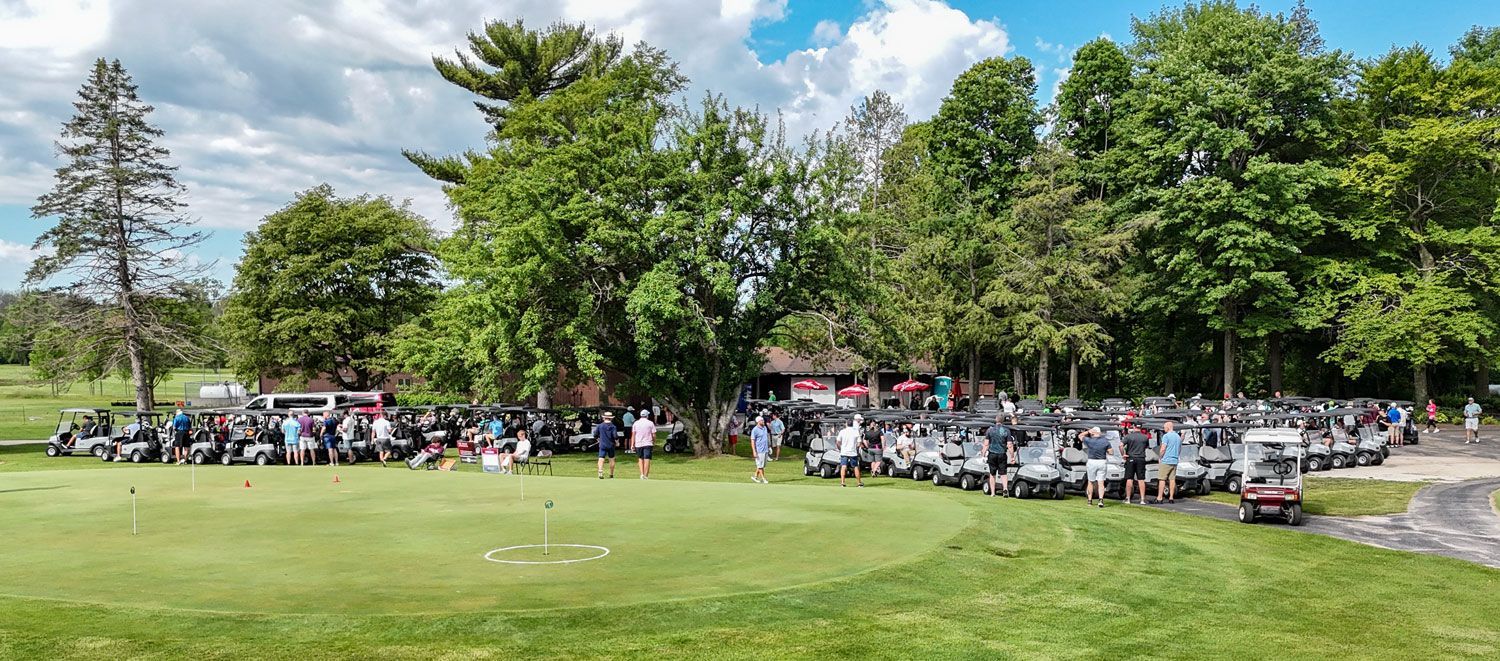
[1226,475,1242,494]
[1372,455,1384,466]
[819,464,833,479]
[959,474,975,491]
[1286,503,1304,526]
[221,453,233,466]
[92,445,106,458]
[1355,452,1371,467]
[1014,482,1032,499]
[130,451,144,464]
[192,452,207,465]
[1198,480,1211,496]
[1331,455,1346,469]
[254,453,271,466]
[1052,484,1065,500]
[912,466,927,482]
[932,471,942,486]
[803,462,814,477]
[390,448,405,461]
[45,445,60,457]
[1308,456,1324,471]
[1237,502,1256,524]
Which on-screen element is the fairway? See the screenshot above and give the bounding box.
[0,467,968,613]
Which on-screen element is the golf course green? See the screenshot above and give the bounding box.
[0,467,968,613]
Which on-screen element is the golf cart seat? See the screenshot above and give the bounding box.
[1061,447,1087,464]
[1200,446,1228,463]
[808,437,828,453]
[941,443,964,462]
[1146,448,1160,462]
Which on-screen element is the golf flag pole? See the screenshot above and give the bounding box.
[191,458,196,492]
[519,465,525,502]
[544,500,554,556]
[130,486,137,535]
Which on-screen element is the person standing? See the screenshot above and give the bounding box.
[983,416,1014,498]
[280,413,302,465]
[727,413,743,456]
[170,408,192,465]
[1464,397,1483,444]
[1154,421,1182,504]
[594,411,618,479]
[339,411,358,464]
[1120,426,1150,505]
[768,412,786,462]
[836,415,866,488]
[750,416,771,484]
[1385,403,1404,447]
[296,409,316,466]
[1081,427,1113,508]
[1425,399,1440,434]
[320,410,340,466]
[632,408,656,479]
[370,412,393,467]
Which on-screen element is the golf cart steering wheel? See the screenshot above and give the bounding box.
[1274,460,1294,476]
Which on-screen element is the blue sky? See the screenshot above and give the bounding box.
[2,0,1497,291]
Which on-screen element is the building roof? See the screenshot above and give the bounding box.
[759,347,935,376]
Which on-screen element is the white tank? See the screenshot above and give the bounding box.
[198,383,248,400]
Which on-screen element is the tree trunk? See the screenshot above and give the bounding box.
[1268,331,1284,395]
[1037,350,1050,403]
[1477,340,1492,398]
[968,348,980,411]
[1222,327,1236,398]
[1012,365,1025,399]
[536,386,551,410]
[1068,344,1079,401]
[1413,364,1428,405]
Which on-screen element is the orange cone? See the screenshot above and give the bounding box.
[243,479,252,488]
[332,474,341,484]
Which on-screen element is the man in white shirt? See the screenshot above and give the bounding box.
[1001,397,1016,415]
[370,413,393,467]
[500,429,531,474]
[632,409,657,479]
[836,414,866,488]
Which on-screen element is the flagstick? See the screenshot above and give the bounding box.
[191,459,196,492]
[131,487,138,535]
[543,505,549,556]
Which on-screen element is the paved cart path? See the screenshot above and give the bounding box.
[1160,478,1500,569]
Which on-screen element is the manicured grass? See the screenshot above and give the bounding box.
[1,445,1498,659]
[0,364,232,441]
[1199,476,1428,516]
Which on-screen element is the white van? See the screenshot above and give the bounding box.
[242,391,396,412]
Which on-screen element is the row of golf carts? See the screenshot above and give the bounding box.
[783,398,1408,526]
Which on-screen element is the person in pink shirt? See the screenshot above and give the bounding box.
[631,408,657,479]
[1425,399,1439,434]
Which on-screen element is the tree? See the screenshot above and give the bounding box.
[1056,38,1133,201]
[1120,1,1346,396]
[222,185,439,391]
[403,19,623,183]
[27,58,213,410]
[398,45,859,455]
[1321,44,1500,401]
[925,55,1042,399]
[987,141,1131,401]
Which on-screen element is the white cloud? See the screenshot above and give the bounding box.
[1,0,1011,242]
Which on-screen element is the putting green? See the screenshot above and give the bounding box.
[0,467,967,614]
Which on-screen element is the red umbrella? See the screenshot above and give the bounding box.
[837,384,870,397]
[792,379,829,391]
[892,379,930,393]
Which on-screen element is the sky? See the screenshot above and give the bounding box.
[1,0,1497,290]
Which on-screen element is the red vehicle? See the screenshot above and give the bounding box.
[1237,429,1305,526]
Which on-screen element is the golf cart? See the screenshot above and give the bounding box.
[929,439,984,490]
[44,408,114,458]
[219,409,285,466]
[1237,429,1305,526]
[997,445,1065,499]
[882,429,936,478]
[109,412,168,463]
[185,409,231,465]
[802,417,851,478]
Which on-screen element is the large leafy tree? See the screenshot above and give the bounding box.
[222,185,439,391]
[925,55,1042,398]
[1120,1,1346,396]
[398,47,858,454]
[1056,38,1133,202]
[27,58,214,409]
[1321,44,1500,401]
[403,19,623,183]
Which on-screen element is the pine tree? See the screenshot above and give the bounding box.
[28,58,211,411]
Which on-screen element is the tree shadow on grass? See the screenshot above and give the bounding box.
[0,485,67,494]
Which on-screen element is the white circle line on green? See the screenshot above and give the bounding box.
[483,544,610,565]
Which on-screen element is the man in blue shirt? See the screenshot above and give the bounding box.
[1081,427,1113,508]
[171,409,192,465]
[594,411,618,479]
[750,416,771,484]
[768,412,786,461]
[281,414,303,465]
[1154,421,1183,504]
[1464,397,1483,444]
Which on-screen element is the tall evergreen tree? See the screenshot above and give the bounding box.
[27,58,212,410]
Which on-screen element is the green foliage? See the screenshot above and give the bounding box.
[222,185,438,392]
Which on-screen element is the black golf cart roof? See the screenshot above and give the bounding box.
[59,407,111,414]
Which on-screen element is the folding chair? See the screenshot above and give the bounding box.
[523,448,553,476]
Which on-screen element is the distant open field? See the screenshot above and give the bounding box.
[0,364,236,441]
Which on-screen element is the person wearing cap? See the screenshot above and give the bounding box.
[768,412,786,461]
[750,416,771,484]
[595,411,619,479]
[170,408,192,465]
[631,408,657,479]
[836,415,866,488]
[1384,402,1404,447]
[1081,427,1113,508]
[1464,397,1483,444]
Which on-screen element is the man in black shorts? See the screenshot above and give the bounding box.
[1121,427,1150,505]
[984,416,1015,498]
